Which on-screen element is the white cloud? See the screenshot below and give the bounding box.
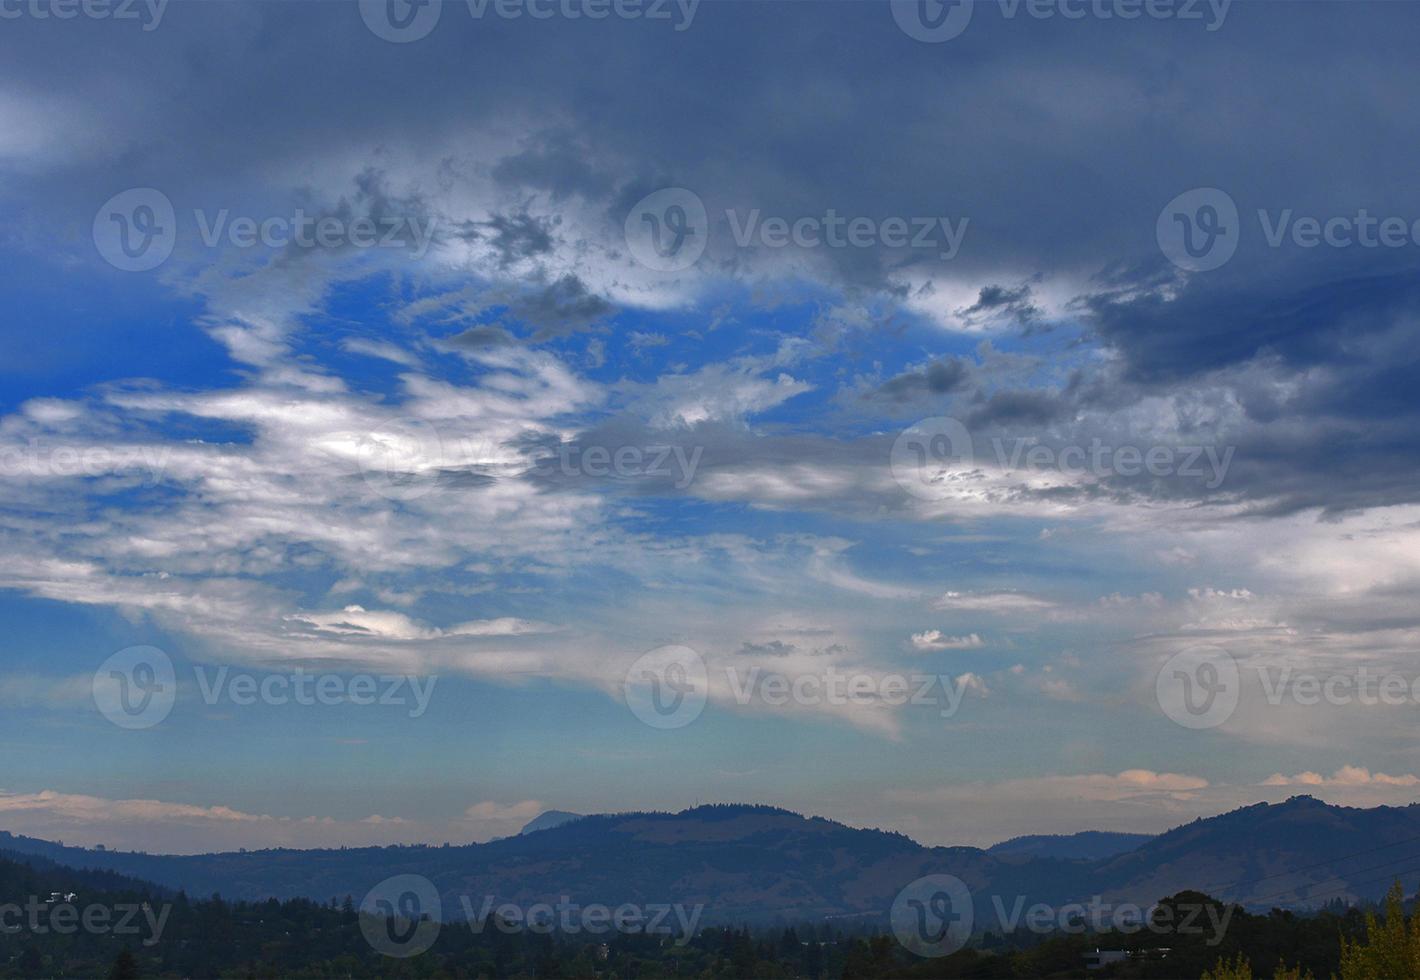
[0,789,547,854]
[1262,766,1420,789]
[933,591,1057,614]
[910,630,984,651]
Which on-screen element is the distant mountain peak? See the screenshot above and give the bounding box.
[518,810,585,835]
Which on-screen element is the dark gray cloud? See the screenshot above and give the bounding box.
[871,357,972,402]
[492,129,616,202]
[965,389,1069,428]
[451,325,516,348]
[450,210,558,266]
[507,274,615,339]
[7,1,1420,518]
[958,283,1042,328]
[738,640,796,657]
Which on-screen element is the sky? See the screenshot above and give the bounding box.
[4,0,1420,854]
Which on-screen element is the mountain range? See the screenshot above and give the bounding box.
[4,796,1418,927]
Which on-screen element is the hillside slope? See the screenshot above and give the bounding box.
[6,796,1420,924]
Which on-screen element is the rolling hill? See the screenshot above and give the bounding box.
[986,831,1154,861]
[4,796,1420,928]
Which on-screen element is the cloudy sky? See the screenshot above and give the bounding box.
[3,0,1420,854]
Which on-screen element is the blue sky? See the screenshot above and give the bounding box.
[4,0,1420,853]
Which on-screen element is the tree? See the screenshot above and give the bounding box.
[108,948,141,980]
[17,945,44,976]
[1339,880,1420,980]
[1203,953,1254,980]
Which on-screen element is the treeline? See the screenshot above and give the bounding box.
[5,849,1420,979]
[835,890,1385,979]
